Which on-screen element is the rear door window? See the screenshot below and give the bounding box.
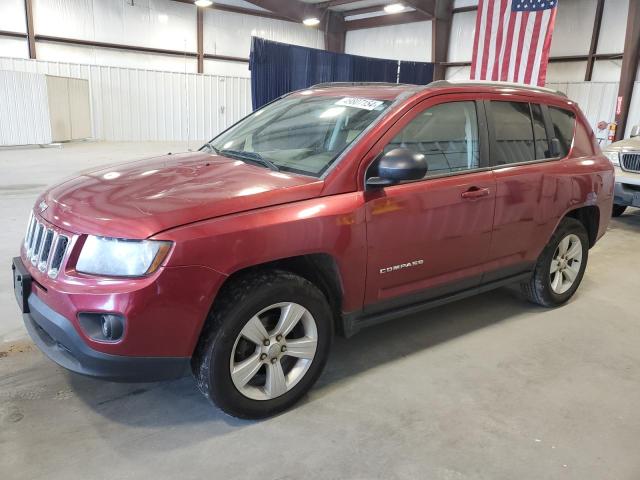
[531,103,550,159]
[490,101,536,165]
[548,107,576,157]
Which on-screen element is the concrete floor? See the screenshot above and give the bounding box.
[1,142,640,479]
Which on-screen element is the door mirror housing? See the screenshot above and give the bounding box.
[630,125,640,138]
[366,148,428,188]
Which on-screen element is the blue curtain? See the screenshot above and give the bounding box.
[250,38,433,110]
[399,61,435,85]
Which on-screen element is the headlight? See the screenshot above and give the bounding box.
[604,151,620,165]
[76,236,172,277]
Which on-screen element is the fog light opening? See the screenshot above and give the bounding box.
[100,314,123,341]
[78,313,125,342]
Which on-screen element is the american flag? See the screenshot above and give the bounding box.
[470,0,558,86]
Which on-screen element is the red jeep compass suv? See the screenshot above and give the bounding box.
[13,81,614,418]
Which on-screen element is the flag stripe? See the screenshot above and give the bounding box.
[526,9,548,85]
[470,0,558,86]
[513,11,529,83]
[481,0,498,80]
[491,0,510,81]
[500,3,517,81]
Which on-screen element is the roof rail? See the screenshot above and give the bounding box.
[428,80,567,97]
[310,82,410,88]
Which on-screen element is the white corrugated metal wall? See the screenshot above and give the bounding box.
[1,56,252,143]
[0,70,52,145]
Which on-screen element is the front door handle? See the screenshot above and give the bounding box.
[461,187,490,199]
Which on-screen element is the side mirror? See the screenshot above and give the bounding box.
[366,148,428,187]
[631,125,640,138]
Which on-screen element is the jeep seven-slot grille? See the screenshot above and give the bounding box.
[621,153,640,173]
[24,212,70,278]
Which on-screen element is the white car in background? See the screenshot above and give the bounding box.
[604,126,640,217]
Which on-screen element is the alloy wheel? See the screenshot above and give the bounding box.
[549,233,583,294]
[230,302,318,401]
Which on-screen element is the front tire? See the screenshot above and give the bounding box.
[192,270,332,419]
[612,204,627,217]
[521,217,589,307]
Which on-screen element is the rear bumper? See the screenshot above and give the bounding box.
[24,292,190,382]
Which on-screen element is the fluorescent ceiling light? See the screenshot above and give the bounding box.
[384,3,405,13]
[194,0,213,7]
[303,17,320,26]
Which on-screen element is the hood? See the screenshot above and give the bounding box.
[603,137,640,153]
[38,151,322,238]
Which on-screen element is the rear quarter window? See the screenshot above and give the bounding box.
[548,107,576,157]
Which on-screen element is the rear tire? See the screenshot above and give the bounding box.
[521,217,589,307]
[612,204,627,217]
[192,270,332,419]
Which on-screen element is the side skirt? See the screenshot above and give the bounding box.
[341,272,533,337]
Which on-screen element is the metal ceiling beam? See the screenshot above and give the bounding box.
[404,0,436,17]
[325,10,346,53]
[170,0,291,22]
[342,5,390,17]
[615,0,640,140]
[345,10,430,30]
[196,7,204,73]
[432,0,453,80]
[242,0,323,23]
[441,53,623,68]
[323,0,363,7]
[24,0,36,59]
[0,30,28,39]
[584,0,605,81]
[243,0,347,49]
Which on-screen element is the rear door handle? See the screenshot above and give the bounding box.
[461,187,490,199]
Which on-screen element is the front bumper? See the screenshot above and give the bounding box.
[14,257,190,382]
[614,181,640,207]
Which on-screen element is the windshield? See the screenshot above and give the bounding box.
[203,95,392,177]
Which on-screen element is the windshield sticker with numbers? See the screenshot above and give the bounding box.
[335,97,385,111]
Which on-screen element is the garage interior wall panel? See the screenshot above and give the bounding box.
[203,10,324,59]
[447,11,475,62]
[548,80,640,138]
[0,70,52,146]
[35,41,199,73]
[0,0,27,32]
[32,0,197,52]
[203,59,249,78]
[0,56,251,143]
[549,0,596,57]
[0,36,29,59]
[344,22,432,62]
[597,0,628,55]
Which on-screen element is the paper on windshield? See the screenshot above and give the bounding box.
[335,97,384,111]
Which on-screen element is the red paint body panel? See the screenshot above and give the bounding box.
[18,83,614,361]
[39,152,322,238]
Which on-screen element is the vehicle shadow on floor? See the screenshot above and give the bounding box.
[610,208,640,231]
[68,285,542,429]
[311,287,540,398]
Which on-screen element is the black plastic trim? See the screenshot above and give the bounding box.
[341,271,532,337]
[22,290,189,383]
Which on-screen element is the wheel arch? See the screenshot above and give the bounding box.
[564,205,600,248]
[193,253,346,357]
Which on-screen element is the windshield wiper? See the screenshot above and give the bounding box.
[220,149,280,172]
[204,142,221,155]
